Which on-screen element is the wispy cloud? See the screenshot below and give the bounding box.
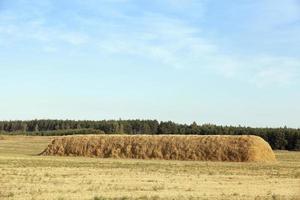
[252,0,300,29]
[0,19,89,46]
[255,67,296,87]
[97,13,216,68]
[96,12,300,87]
[0,0,299,88]
[251,57,300,87]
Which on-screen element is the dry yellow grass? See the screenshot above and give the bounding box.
[40,135,276,162]
[0,135,299,200]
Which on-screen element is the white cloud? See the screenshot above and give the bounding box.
[251,57,300,87]
[258,0,300,28]
[98,11,300,87]
[95,12,300,87]
[255,68,295,87]
[43,46,57,53]
[97,13,217,69]
[1,0,299,88]
[58,32,89,46]
[0,17,89,46]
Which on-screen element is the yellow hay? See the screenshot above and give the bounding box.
[40,135,276,162]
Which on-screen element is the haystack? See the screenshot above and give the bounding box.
[40,135,276,162]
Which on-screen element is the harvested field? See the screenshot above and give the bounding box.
[40,135,276,162]
[0,135,299,200]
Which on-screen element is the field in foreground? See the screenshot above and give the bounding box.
[0,136,299,200]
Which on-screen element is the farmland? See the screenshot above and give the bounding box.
[0,135,300,200]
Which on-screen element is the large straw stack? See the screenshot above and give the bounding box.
[40,135,276,162]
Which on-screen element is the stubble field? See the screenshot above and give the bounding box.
[0,135,299,200]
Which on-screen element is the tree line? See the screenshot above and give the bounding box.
[0,119,299,150]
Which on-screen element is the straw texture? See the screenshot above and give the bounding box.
[40,135,276,162]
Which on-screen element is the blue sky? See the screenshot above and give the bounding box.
[0,0,299,127]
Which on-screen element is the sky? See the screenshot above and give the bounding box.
[0,0,299,128]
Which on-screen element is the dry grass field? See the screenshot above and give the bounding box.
[0,135,299,200]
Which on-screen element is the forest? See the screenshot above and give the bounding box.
[0,119,299,150]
